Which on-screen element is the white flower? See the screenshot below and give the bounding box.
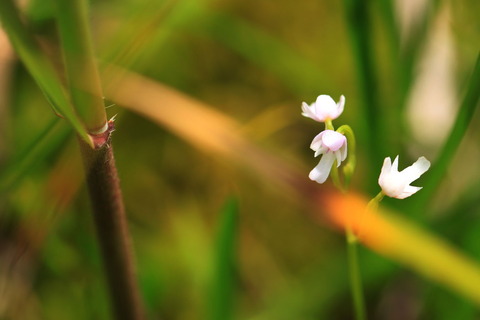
[302,95,345,122]
[378,155,431,199]
[309,130,347,183]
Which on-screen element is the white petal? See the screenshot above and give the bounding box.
[401,156,431,184]
[309,152,335,183]
[335,150,342,167]
[314,145,327,157]
[392,155,399,172]
[340,140,348,161]
[397,186,422,199]
[336,95,345,117]
[321,130,346,151]
[314,95,337,120]
[301,102,319,121]
[378,157,392,186]
[310,132,325,151]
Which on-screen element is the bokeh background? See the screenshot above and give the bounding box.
[1,0,480,319]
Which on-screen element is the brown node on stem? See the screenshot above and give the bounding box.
[89,118,115,149]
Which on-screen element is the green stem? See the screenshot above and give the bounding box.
[346,228,367,320]
[54,0,107,134]
[343,0,381,166]
[330,164,345,193]
[337,125,356,189]
[367,191,385,212]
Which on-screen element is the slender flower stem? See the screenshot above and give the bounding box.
[79,130,144,320]
[346,228,366,320]
[367,191,385,212]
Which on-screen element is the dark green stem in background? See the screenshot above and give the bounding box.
[343,0,382,169]
[411,53,480,218]
[80,133,144,320]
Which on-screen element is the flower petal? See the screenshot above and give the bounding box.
[378,156,392,186]
[340,140,348,161]
[391,155,399,172]
[314,95,337,120]
[310,132,325,151]
[321,130,346,151]
[397,186,422,199]
[335,150,342,167]
[301,102,318,121]
[309,152,335,183]
[336,95,345,117]
[401,156,431,184]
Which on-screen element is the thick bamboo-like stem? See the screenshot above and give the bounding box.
[79,127,144,320]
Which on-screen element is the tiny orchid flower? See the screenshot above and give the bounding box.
[302,95,345,122]
[309,130,347,183]
[378,155,431,199]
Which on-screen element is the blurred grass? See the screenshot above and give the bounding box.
[0,0,91,145]
[208,197,238,320]
[1,0,480,319]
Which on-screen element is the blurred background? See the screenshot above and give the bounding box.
[1,0,480,319]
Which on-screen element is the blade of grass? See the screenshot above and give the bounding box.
[208,197,239,320]
[410,53,480,217]
[343,0,382,167]
[54,0,107,134]
[0,117,70,193]
[0,0,91,146]
[198,11,327,98]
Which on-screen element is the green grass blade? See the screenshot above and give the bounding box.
[198,12,327,98]
[0,117,71,193]
[54,0,107,134]
[343,0,382,165]
[208,197,239,320]
[411,53,480,216]
[0,0,91,145]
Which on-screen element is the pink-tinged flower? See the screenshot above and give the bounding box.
[378,155,431,199]
[301,95,345,122]
[309,130,347,183]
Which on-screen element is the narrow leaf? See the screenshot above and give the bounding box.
[0,0,92,146]
[208,197,239,320]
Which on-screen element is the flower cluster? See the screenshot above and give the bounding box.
[302,95,349,184]
[302,94,430,200]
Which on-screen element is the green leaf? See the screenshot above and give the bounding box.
[0,0,92,146]
[208,197,239,320]
[411,53,480,217]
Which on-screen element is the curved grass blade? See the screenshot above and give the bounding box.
[0,0,91,146]
[410,53,480,216]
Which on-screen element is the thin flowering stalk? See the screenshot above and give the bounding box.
[346,228,367,320]
[303,96,365,320]
[334,125,356,190]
